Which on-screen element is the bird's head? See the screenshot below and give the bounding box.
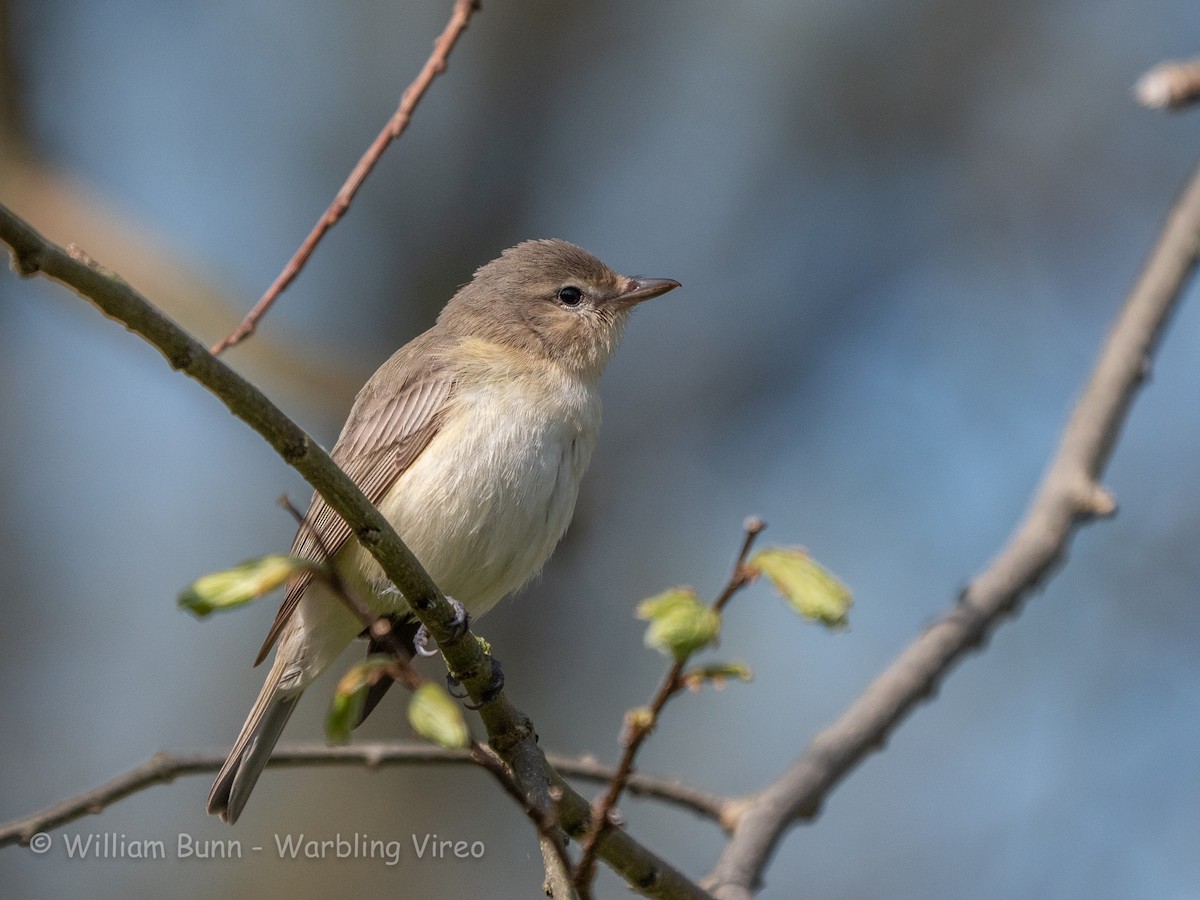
[441,239,679,380]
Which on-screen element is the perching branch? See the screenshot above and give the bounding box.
[0,204,712,900]
[278,493,577,883]
[704,160,1200,900]
[0,744,733,849]
[0,206,482,679]
[210,0,480,355]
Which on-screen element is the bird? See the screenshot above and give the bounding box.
[207,238,679,823]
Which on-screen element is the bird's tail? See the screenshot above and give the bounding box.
[207,653,301,824]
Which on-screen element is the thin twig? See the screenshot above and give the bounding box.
[1135,57,1200,111]
[574,518,766,896]
[0,744,731,849]
[209,0,480,355]
[704,161,1200,900]
[0,204,712,900]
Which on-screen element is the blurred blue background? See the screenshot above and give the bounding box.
[2,1,1200,898]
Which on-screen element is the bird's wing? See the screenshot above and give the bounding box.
[254,349,457,665]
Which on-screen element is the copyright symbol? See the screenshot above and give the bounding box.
[28,832,51,854]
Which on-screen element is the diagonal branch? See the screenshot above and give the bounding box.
[277,494,575,884]
[704,161,1200,900]
[0,204,712,899]
[209,0,480,355]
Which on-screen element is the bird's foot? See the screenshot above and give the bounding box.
[412,596,470,657]
[460,658,505,710]
[445,670,468,699]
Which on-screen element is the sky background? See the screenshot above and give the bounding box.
[2,1,1200,898]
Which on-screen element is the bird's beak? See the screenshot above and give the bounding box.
[616,276,681,306]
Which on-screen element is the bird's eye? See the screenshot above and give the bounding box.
[556,285,583,306]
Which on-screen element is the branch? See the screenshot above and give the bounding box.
[0,744,731,849]
[279,495,578,886]
[704,160,1200,899]
[210,0,479,355]
[0,205,479,671]
[1136,58,1200,111]
[0,205,712,899]
[574,519,764,895]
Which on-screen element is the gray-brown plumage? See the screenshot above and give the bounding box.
[208,239,679,823]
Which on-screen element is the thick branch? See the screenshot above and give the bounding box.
[0,205,711,899]
[705,161,1200,900]
[210,0,479,355]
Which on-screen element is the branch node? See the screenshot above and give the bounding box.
[718,797,750,833]
[65,243,97,267]
[8,245,39,276]
[1068,478,1117,520]
[489,718,533,755]
[280,435,310,463]
[635,868,663,891]
[168,345,195,371]
[1081,483,1118,519]
[1135,58,1200,111]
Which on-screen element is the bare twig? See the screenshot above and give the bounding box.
[0,744,731,849]
[1136,58,1200,111]
[209,0,480,355]
[541,827,582,900]
[704,162,1200,900]
[574,518,766,896]
[0,205,711,900]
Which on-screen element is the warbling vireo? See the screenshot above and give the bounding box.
[208,239,679,823]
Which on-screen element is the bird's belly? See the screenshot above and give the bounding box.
[345,384,599,618]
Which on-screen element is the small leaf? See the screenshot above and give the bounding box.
[326,655,398,745]
[749,548,852,627]
[408,683,470,749]
[636,588,720,661]
[680,661,754,692]
[178,555,316,618]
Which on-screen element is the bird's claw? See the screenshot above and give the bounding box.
[411,597,470,657]
[463,658,505,710]
[412,625,437,657]
[445,658,505,708]
[445,596,470,640]
[445,671,468,699]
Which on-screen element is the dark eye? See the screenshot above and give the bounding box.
[556,285,583,306]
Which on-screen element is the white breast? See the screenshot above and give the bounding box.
[346,364,602,619]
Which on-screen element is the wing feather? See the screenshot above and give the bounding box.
[253,362,456,665]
